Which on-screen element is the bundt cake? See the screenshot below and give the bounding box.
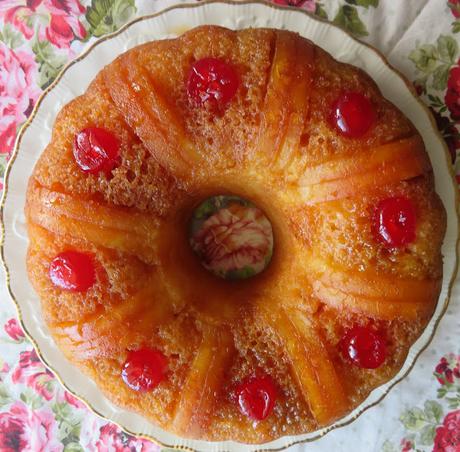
[25,25,446,443]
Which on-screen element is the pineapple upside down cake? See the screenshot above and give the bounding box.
[25,26,446,443]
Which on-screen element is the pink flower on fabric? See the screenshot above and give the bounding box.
[430,107,460,164]
[0,0,42,40]
[62,390,86,409]
[272,0,316,12]
[12,349,56,401]
[0,123,17,157]
[413,82,425,96]
[400,438,413,452]
[96,424,132,452]
[0,42,40,156]
[79,416,101,451]
[449,0,460,18]
[44,0,87,49]
[0,0,87,48]
[1,361,10,374]
[446,66,460,120]
[433,410,460,452]
[4,318,25,341]
[81,420,159,452]
[435,354,460,385]
[126,436,159,451]
[0,401,62,452]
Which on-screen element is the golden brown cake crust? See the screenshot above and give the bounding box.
[25,26,446,443]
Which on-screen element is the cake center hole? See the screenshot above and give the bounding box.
[189,195,274,280]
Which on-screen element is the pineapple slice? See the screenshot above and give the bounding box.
[269,36,313,173]
[28,181,159,234]
[308,256,440,320]
[312,280,437,320]
[26,182,159,264]
[299,136,431,204]
[172,324,234,438]
[103,54,198,177]
[252,32,314,172]
[260,305,348,425]
[53,272,174,359]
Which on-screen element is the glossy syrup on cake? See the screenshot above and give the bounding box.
[25,26,446,443]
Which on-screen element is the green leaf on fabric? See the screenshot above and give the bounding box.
[437,35,458,63]
[333,5,368,37]
[54,401,82,445]
[86,0,136,37]
[53,402,74,422]
[423,400,443,423]
[63,444,84,452]
[400,407,427,431]
[345,0,378,8]
[58,423,69,442]
[62,419,81,438]
[70,421,82,439]
[0,24,24,49]
[408,45,439,73]
[381,440,398,452]
[453,21,460,34]
[438,386,448,397]
[432,64,450,90]
[0,159,6,179]
[427,94,444,107]
[19,389,43,409]
[0,382,11,407]
[33,40,66,70]
[315,3,328,19]
[58,421,81,445]
[32,40,67,90]
[446,395,460,409]
[419,424,436,445]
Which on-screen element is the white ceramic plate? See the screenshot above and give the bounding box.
[1,1,458,451]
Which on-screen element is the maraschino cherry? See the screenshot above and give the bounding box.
[331,92,376,137]
[341,326,386,369]
[187,58,238,112]
[49,251,96,292]
[372,197,416,248]
[73,127,120,174]
[121,348,168,392]
[235,375,277,421]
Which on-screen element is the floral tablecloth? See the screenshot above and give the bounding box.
[0,0,459,451]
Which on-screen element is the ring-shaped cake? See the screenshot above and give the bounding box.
[25,26,446,443]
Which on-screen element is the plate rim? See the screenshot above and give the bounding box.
[1,1,459,450]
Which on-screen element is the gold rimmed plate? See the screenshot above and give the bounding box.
[1,1,459,451]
